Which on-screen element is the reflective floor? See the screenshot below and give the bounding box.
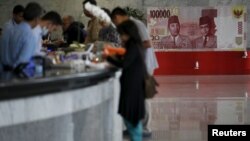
[124,75,250,141]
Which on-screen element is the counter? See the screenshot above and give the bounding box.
[0,68,122,141]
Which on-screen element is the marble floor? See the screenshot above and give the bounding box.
[124,75,250,141]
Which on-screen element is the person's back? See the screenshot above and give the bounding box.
[98,7,121,46]
[0,2,42,69]
[2,5,24,34]
[0,24,14,61]
[107,20,146,141]
[8,22,36,66]
[0,20,15,49]
[130,17,159,75]
[65,22,86,44]
[0,5,24,66]
[82,0,102,44]
[63,16,86,44]
[111,7,158,139]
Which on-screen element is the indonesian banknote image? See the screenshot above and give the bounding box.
[147,6,247,51]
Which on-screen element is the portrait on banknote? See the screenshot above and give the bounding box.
[147,6,247,51]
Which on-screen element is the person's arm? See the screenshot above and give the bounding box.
[107,46,138,69]
[137,21,152,48]
[106,55,123,68]
[143,40,152,48]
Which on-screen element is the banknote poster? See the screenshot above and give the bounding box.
[147,6,247,51]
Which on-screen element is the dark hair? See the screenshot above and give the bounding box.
[23,2,43,21]
[168,15,180,28]
[111,7,128,19]
[101,8,111,18]
[42,11,62,25]
[72,21,85,29]
[13,5,24,14]
[117,20,142,44]
[199,16,211,26]
[82,0,97,6]
[117,20,145,63]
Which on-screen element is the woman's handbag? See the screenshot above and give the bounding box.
[144,74,159,99]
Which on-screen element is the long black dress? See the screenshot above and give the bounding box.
[107,41,146,127]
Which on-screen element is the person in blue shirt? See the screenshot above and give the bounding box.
[0,5,24,71]
[33,11,63,55]
[0,5,24,45]
[0,2,43,71]
[4,5,24,30]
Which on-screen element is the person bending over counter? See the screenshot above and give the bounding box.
[62,15,86,45]
[33,11,62,55]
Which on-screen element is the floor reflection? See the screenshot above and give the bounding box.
[150,97,249,141]
[124,75,250,141]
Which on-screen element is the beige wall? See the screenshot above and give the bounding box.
[0,0,249,47]
[0,0,248,26]
[0,0,139,27]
